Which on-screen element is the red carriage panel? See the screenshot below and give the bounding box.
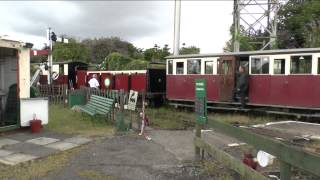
[39,75,48,85]
[313,76,320,107]
[269,76,289,106]
[248,75,271,104]
[131,73,147,92]
[76,70,87,88]
[166,75,219,101]
[115,74,129,92]
[100,73,114,90]
[53,75,68,85]
[286,75,315,107]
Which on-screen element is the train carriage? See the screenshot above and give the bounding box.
[166,48,320,109]
[76,68,166,105]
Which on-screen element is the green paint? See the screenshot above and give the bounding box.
[195,79,207,125]
[280,161,292,180]
[207,118,320,177]
[194,137,269,180]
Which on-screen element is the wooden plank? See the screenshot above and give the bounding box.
[194,137,269,180]
[207,118,320,177]
[280,161,291,180]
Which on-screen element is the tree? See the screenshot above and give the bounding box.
[82,37,142,64]
[53,38,89,62]
[179,45,200,55]
[143,44,170,61]
[102,52,132,70]
[277,0,320,48]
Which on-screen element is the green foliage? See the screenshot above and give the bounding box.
[277,0,320,48]
[125,59,149,70]
[82,37,142,64]
[179,46,200,55]
[53,39,89,62]
[144,44,170,61]
[103,52,132,70]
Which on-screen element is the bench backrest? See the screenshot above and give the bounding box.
[87,95,114,115]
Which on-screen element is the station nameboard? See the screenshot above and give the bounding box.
[195,79,207,124]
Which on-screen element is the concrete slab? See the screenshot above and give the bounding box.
[4,142,58,157]
[0,153,37,165]
[5,133,38,142]
[45,141,79,151]
[26,137,60,146]
[0,149,15,157]
[0,138,20,148]
[64,137,92,145]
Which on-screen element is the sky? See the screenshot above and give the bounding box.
[0,1,234,53]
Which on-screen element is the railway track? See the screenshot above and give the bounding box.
[169,100,320,122]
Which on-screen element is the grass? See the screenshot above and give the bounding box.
[79,170,117,180]
[146,107,196,130]
[0,146,84,180]
[46,105,114,137]
[145,106,274,130]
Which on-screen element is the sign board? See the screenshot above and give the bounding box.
[127,90,138,111]
[195,79,207,124]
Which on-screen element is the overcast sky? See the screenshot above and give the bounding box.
[0,1,234,53]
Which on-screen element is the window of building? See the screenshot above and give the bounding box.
[290,55,312,74]
[176,62,184,74]
[168,60,173,74]
[187,59,201,74]
[251,57,269,74]
[205,61,214,74]
[273,59,285,74]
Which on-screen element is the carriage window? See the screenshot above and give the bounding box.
[176,62,184,74]
[251,57,269,74]
[205,61,214,74]
[168,60,173,74]
[290,55,312,74]
[274,59,285,74]
[187,59,201,74]
[59,64,64,75]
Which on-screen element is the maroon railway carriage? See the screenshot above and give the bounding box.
[166,48,320,109]
[39,61,88,87]
[76,69,166,105]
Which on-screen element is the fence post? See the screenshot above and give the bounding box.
[280,161,291,180]
[116,89,126,132]
[195,123,201,159]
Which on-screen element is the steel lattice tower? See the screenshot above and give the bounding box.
[233,0,283,52]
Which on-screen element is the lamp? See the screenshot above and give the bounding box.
[299,56,304,60]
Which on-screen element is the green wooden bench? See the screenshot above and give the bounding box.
[78,95,114,121]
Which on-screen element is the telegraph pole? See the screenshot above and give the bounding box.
[173,0,181,55]
[47,27,53,85]
[233,0,240,52]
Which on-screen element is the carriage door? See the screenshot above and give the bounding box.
[218,56,236,102]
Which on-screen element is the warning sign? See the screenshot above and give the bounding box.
[127,90,138,111]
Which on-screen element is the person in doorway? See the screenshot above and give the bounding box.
[139,111,151,140]
[88,74,100,89]
[236,66,249,108]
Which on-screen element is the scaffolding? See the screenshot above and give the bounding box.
[233,0,284,52]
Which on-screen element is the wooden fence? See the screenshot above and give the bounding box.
[38,84,68,104]
[194,118,320,180]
